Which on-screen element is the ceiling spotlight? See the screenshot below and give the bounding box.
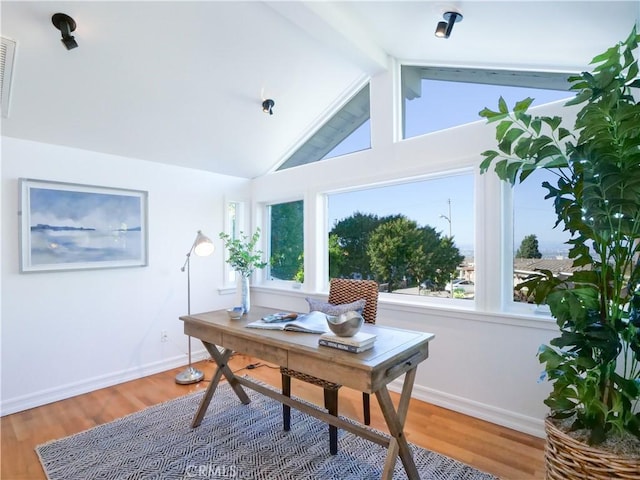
[52,13,78,50]
[435,11,463,39]
[262,99,275,115]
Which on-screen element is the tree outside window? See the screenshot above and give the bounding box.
[269,200,304,282]
[328,174,472,299]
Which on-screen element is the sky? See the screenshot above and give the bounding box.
[326,79,574,254]
[329,174,474,247]
[29,186,143,231]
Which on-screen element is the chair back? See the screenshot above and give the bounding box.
[328,278,378,324]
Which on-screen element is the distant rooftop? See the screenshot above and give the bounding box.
[514,258,582,276]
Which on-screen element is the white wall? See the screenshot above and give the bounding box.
[1,137,250,415]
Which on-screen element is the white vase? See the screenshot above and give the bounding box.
[239,274,250,313]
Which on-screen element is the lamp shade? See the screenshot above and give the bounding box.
[193,231,214,257]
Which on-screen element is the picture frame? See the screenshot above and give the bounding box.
[19,178,149,272]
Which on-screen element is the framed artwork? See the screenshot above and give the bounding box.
[19,178,149,272]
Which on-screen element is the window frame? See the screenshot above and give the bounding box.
[220,199,245,290]
[261,197,305,289]
[324,168,477,309]
[276,83,371,171]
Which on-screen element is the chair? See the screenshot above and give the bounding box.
[280,278,379,454]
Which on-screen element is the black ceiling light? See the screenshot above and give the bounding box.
[52,13,78,50]
[435,11,463,39]
[262,99,275,115]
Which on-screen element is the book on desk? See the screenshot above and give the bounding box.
[246,311,329,334]
[318,331,377,353]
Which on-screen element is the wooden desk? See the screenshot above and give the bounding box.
[181,306,435,480]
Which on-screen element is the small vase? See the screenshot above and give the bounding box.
[239,274,250,313]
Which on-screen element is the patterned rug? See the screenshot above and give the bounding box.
[36,380,498,480]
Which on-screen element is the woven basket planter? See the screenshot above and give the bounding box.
[545,418,640,480]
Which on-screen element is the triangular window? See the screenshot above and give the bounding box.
[277,85,370,171]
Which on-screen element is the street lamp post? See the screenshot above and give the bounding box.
[440,198,453,297]
[440,198,452,238]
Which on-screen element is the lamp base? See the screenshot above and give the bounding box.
[175,366,204,385]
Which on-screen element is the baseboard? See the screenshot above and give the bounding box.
[0,349,211,416]
[388,378,546,439]
[4,352,545,440]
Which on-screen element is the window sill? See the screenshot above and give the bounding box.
[252,284,557,331]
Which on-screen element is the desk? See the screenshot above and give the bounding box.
[180,306,435,480]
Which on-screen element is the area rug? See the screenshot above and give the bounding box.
[36,380,498,480]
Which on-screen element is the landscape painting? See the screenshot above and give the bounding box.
[20,179,148,272]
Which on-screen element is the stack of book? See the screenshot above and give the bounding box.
[318,331,377,353]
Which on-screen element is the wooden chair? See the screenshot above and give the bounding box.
[280,278,379,454]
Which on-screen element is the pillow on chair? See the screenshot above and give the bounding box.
[306,297,365,316]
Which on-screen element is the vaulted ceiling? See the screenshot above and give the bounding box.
[2,1,638,178]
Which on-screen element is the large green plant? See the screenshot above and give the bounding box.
[479,27,640,445]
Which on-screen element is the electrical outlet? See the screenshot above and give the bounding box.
[160,330,168,343]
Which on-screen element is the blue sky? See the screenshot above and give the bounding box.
[329,174,474,247]
[326,79,573,252]
[30,187,142,231]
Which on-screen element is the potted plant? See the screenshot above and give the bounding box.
[479,27,640,477]
[219,228,267,313]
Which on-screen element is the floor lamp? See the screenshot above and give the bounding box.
[176,230,215,385]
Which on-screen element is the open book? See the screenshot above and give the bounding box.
[246,311,330,334]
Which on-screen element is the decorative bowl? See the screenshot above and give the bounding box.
[326,311,364,337]
[227,307,244,320]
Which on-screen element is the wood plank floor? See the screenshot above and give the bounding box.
[1,354,545,479]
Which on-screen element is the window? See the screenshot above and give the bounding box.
[223,201,242,285]
[400,65,574,307]
[328,173,474,300]
[277,85,370,171]
[401,66,572,139]
[512,169,577,304]
[268,200,304,282]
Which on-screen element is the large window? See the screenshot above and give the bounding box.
[268,200,304,282]
[401,66,572,139]
[401,65,575,306]
[259,66,580,317]
[328,173,474,300]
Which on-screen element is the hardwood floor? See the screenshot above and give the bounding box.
[1,354,545,479]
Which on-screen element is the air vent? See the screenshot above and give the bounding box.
[1,37,17,118]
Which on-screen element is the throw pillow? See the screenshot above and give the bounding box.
[306,297,366,316]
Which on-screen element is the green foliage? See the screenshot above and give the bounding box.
[516,234,542,259]
[330,212,463,290]
[422,233,465,289]
[269,201,304,281]
[328,233,345,279]
[366,216,463,292]
[480,27,640,444]
[367,217,424,292]
[219,228,267,278]
[329,212,402,279]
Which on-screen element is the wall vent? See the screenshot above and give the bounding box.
[1,37,17,118]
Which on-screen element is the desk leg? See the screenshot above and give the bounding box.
[191,342,250,428]
[376,367,419,480]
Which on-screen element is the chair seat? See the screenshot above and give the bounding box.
[279,367,341,391]
[281,279,379,454]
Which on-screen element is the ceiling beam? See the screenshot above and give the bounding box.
[265,1,389,74]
